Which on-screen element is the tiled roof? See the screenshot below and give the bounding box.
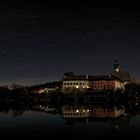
[63,75,123,82]
[89,75,123,82]
[63,75,88,80]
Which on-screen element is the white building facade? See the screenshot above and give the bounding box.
[62,73,125,92]
[63,80,89,89]
[62,74,89,92]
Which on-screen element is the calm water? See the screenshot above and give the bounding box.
[0,98,140,139]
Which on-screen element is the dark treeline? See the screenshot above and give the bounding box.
[29,81,62,91]
[0,84,64,106]
[0,82,140,105]
[0,85,45,103]
[125,83,140,94]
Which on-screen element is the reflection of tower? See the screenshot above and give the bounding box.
[114,124,120,131]
[114,59,120,72]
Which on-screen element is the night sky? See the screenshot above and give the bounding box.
[0,0,140,85]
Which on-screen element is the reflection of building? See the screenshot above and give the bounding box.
[91,106,125,118]
[62,106,91,118]
[35,105,57,113]
[62,105,125,119]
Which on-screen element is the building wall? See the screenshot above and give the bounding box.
[62,106,125,118]
[62,80,89,91]
[34,87,57,94]
[114,81,124,90]
[90,80,115,91]
[90,80,124,91]
[92,107,125,118]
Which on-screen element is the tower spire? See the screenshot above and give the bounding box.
[114,59,120,72]
[115,59,118,64]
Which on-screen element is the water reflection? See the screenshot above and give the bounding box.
[62,105,125,119]
[0,96,140,138]
[61,102,131,133]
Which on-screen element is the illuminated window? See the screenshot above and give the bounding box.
[76,85,79,88]
[76,109,79,113]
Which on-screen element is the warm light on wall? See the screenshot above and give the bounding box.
[76,85,79,88]
[116,68,119,72]
[76,109,79,113]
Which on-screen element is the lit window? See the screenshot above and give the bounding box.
[76,85,79,88]
[76,109,79,113]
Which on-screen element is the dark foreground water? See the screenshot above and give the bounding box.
[0,98,140,139]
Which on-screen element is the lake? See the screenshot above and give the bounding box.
[0,97,140,139]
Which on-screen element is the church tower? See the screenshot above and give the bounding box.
[110,59,134,83]
[114,59,120,72]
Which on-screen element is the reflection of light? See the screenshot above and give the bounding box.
[115,124,119,131]
[76,109,79,112]
[83,86,89,88]
[87,110,89,112]
[83,109,85,112]
[76,85,79,88]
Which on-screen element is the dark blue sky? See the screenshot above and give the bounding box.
[0,0,140,85]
